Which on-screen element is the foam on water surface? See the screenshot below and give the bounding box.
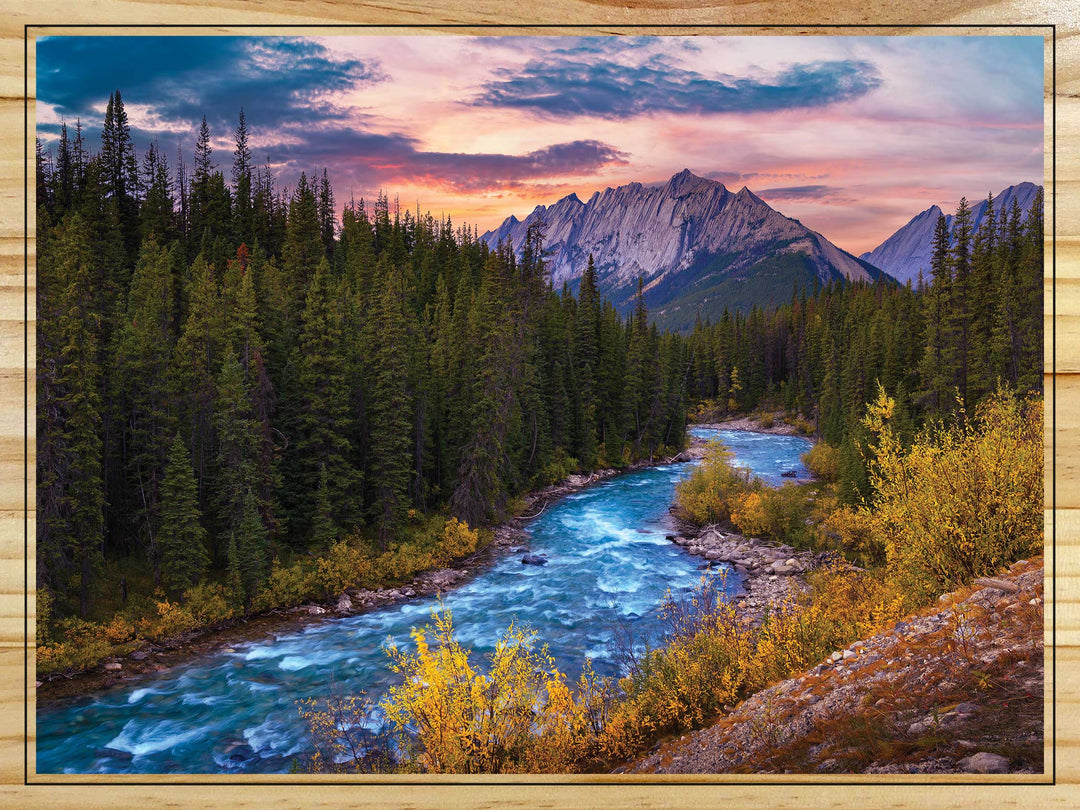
[37,428,810,774]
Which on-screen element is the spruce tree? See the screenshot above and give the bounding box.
[232,108,254,247]
[159,433,209,598]
[37,213,104,616]
[118,238,177,581]
[369,259,413,545]
[290,258,362,537]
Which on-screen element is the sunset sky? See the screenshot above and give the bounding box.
[36,35,1044,254]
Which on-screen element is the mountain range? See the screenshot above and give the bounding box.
[481,169,885,331]
[859,182,1041,286]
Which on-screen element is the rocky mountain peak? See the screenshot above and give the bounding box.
[860,183,1041,285]
[481,169,883,330]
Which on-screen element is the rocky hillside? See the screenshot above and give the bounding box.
[482,169,886,330]
[860,182,1041,285]
[626,557,1044,775]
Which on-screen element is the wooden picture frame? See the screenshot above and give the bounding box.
[1,4,1071,808]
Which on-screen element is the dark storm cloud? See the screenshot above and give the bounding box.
[471,57,882,120]
[37,36,384,137]
[270,131,629,193]
[36,36,628,195]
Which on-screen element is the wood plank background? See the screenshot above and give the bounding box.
[0,2,1074,807]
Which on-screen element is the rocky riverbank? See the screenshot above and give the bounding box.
[37,460,683,701]
[626,556,1045,775]
[667,523,843,626]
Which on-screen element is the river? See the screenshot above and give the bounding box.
[36,427,812,774]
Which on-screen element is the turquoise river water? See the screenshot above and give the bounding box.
[36,427,812,774]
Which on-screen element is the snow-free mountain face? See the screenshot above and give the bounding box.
[481,169,885,331]
[860,182,1042,286]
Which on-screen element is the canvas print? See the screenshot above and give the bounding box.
[33,34,1045,775]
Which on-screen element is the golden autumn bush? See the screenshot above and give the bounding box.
[314,539,372,599]
[252,559,316,612]
[182,581,236,625]
[821,505,884,568]
[731,484,810,544]
[36,617,113,676]
[297,689,400,774]
[538,448,580,485]
[802,442,840,481]
[144,598,198,639]
[862,386,1043,601]
[674,441,756,525]
[378,610,611,773]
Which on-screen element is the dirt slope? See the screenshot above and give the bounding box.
[627,557,1045,775]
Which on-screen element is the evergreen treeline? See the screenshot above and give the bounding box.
[682,188,1043,503]
[36,94,690,619]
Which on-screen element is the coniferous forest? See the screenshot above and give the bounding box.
[36,94,1043,670]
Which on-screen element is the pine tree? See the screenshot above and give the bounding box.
[450,253,515,527]
[37,213,104,616]
[100,91,140,260]
[317,168,336,260]
[290,258,362,537]
[368,259,413,545]
[282,172,323,305]
[917,214,952,414]
[169,255,224,536]
[232,108,254,247]
[310,464,337,549]
[139,142,175,244]
[118,238,177,581]
[949,197,974,408]
[159,433,209,598]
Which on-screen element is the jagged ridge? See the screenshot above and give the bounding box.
[482,169,884,329]
[860,182,1041,286]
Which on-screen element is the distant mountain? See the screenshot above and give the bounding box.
[481,169,886,331]
[860,182,1041,286]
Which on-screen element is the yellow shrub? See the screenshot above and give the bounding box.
[103,615,135,644]
[378,611,609,773]
[538,448,579,486]
[252,559,317,612]
[36,617,112,676]
[803,565,911,641]
[369,544,435,585]
[865,386,1043,600]
[314,539,371,598]
[36,588,54,645]
[298,690,399,774]
[183,582,236,625]
[802,443,840,481]
[822,505,884,568]
[730,484,809,543]
[434,518,480,565]
[601,566,911,761]
[674,441,756,526]
[147,599,197,640]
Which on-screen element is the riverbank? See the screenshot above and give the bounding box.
[667,524,845,628]
[626,556,1044,774]
[37,454,695,702]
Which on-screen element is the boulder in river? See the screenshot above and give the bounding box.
[94,747,133,761]
[781,470,798,478]
[521,554,548,566]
